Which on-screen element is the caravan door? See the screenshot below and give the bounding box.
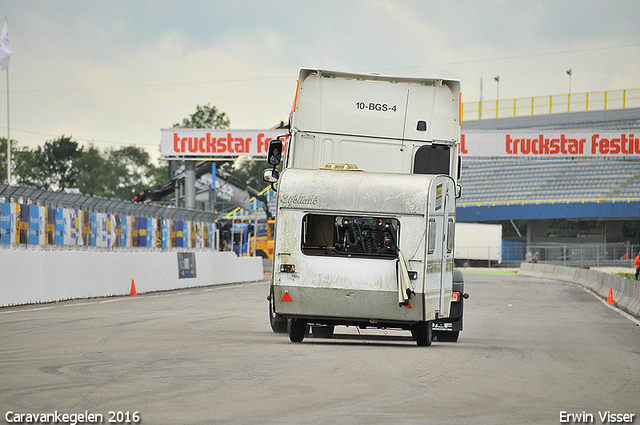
[425,176,454,320]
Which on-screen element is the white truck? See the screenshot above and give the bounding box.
[264,69,468,346]
[455,222,503,267]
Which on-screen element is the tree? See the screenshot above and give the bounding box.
[76,145,165,201]
[2,136,167,202]
[0,137,34,185]
[220,157,269,191]
[75,145,113,197]
[108,146,158,200]
[30,136,83,191]
[172,103,230,129]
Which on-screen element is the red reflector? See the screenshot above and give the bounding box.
[281,291,293,302]
[451,292,461,303]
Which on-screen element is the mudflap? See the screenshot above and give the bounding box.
[432,269,465,342]
[432,317,463,332]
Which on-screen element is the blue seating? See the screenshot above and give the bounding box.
[458,157,640,204]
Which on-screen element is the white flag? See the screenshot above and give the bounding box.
[0,20,12,71]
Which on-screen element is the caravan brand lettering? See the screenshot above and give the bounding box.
[505,133,640,156]
[280,194,318,207]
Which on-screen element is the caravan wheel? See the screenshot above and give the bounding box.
[288,318,307,343]
[269,287,287,333]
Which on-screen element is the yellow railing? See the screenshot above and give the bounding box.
[462,88,640,121]
[223,184,275,220]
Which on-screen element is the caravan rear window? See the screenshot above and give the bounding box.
[302,214,399,258]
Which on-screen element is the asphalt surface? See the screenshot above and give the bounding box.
[1,272,639,425]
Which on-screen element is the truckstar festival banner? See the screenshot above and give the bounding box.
[161,129,285,158]
[162,129,639,158]
[459,132,640,157]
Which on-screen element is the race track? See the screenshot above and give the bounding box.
[1,272,639,424]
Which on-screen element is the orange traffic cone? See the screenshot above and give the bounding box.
[130,279,138,296]
[606,288,614,305]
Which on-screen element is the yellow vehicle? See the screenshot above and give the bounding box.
[244,218,275,259]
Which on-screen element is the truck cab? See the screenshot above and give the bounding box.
[285,69,461,176]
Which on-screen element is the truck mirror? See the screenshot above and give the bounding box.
[267,140,283,166]
[456,184,462,199]
[263,168,279,183]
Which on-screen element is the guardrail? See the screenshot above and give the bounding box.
[518,263,640,319]
[462,87,640,121]
[504,242,638,268]
[0,184,220,250]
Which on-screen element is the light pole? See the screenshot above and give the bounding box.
[566,69,572,112]
[494,76,500,118]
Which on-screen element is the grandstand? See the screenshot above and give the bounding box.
[459,107,640,221]
[458,156,640,204]
[458,105,640,267]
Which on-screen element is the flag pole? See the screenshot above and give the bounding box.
[6,66,9,185]
[2,17,9,185]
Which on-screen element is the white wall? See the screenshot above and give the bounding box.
[518,263,640,319]
[0,249,263,307]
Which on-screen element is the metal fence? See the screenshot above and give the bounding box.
[0,184,221,251]
[0,184,218,222]
[462,87,640,121]
[502,240,639,269]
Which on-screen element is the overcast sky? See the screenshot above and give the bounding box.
[2,0,639,163]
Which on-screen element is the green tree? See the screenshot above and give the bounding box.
[172,103,230,129]
[0,137,35,185]
[221,157,270,191]
[76,145,164,201]
[75,145,112,197]
[29,136,83,191]
[148,158,169,187]
[108,146,158,200]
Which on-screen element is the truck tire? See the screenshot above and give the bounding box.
[269,287,287,333]
[288,318,307,343]
[411,322,432,346]
[434,330,459,342]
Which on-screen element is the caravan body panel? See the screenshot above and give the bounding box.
[272,168,456,325]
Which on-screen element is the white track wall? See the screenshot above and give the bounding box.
[518,263,640,319]
[0,250,263,307]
